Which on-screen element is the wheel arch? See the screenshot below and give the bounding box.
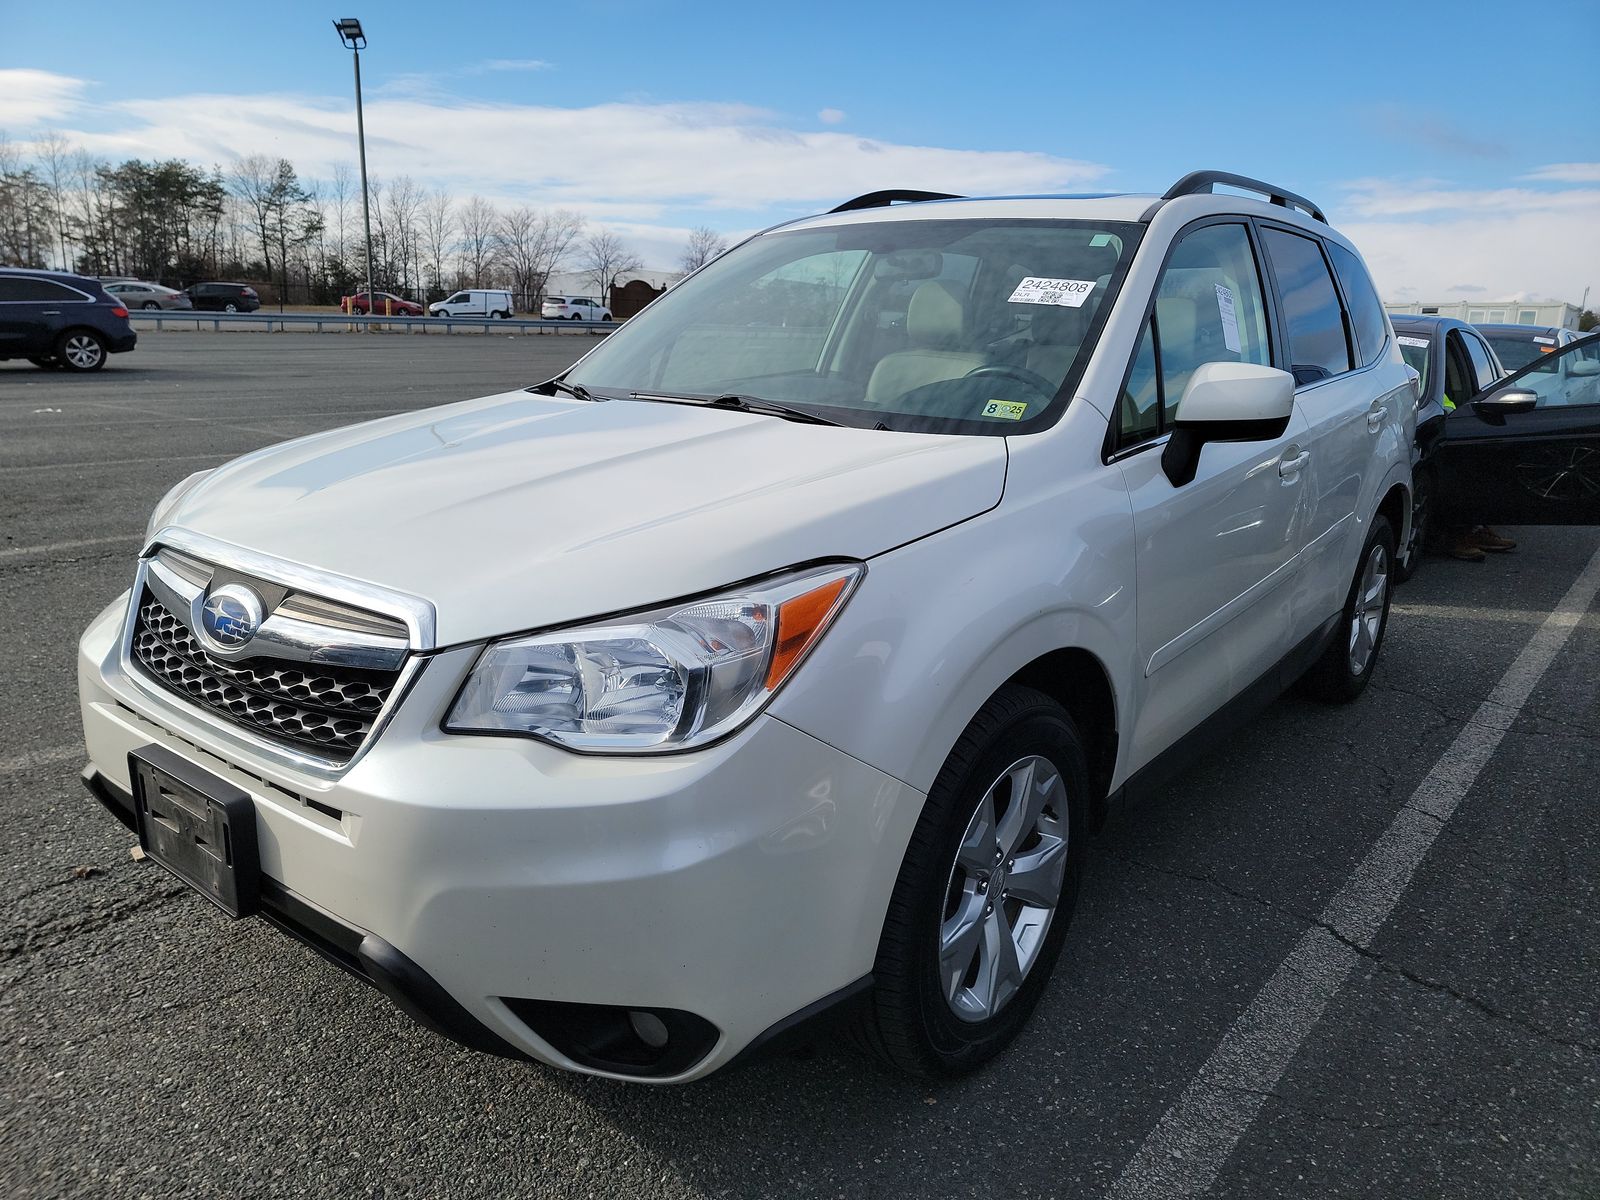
[1003,647,1119,829]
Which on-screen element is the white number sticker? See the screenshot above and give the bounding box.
[1008,277,1096,307]
[1397,335,1431,349]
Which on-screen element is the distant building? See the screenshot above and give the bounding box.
[1384,299,1581,330]
[543,269,684,298]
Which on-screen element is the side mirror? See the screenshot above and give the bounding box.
[1570,358,1599,378]
[1161,362,1296,487]
[1471,390,1538,424]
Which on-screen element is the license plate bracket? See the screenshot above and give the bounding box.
[129,744,260,918]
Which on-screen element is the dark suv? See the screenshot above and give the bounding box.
[0,268,138,372]
[185,282,260,312]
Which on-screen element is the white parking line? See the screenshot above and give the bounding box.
[0,534,140,563]
[1109,542,1600,1199]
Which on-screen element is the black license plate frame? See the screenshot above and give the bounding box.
[128,744,260,918]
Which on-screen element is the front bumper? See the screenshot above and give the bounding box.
[79,596,923,1082]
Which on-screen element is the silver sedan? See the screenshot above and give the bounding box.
[104,281,193,310]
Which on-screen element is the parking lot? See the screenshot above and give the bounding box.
[2,334,1596,1198]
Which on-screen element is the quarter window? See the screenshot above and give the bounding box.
[1326,241,1389,368]
[1261,228,1352,383]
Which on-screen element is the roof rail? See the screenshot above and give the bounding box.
[1160,170,1326,223]
[829,189,963,213]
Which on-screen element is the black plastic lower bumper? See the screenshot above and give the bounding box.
[83,768,529,1062]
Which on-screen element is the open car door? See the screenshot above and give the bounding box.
[1436,332,1600,526]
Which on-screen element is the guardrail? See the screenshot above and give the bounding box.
[128,311,619,335]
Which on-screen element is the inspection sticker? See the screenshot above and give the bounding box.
[1215,284,1241,354]
[981,400,1029,421]
[1534,336,1556,345]
[1397,335,1431,348]
[1008,277,1096,307]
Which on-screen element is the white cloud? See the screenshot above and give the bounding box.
[479,59,551,73]
[45,87,1106,215]
[1337,179,1600,219]
[1520,162,1600,184]
[0,69,88,130]
[818,108,846,125]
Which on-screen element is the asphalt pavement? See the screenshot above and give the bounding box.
[1,334,1596,1198]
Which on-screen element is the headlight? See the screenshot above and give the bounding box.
[445,562,863,752]
[145,469,214,542]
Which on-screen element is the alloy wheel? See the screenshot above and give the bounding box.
[1348,542,1389,674]
[939,755,1069,1022]
[62,334,104,370]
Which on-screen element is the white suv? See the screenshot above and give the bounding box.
[82,172,1429,1083]
[542,295,612,321]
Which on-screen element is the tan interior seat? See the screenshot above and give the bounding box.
[864,280,986,407]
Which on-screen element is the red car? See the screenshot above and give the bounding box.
[343,291,424,316]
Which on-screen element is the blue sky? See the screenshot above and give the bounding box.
[4,0,1597,298]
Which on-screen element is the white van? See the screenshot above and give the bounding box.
[429,289,513,319]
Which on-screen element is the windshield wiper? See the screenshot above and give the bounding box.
[628,390,844,427]
[539,377,597,402]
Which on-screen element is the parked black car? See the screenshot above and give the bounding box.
[1390,315,1508,579]
[184,282,260,312]
[0,268,138,372]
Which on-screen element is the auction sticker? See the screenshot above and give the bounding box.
[1008,277,1096,307]
[981,400,1029,421]
[1397,336,1430,348]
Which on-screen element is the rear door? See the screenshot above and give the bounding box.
[1436,334,1600,525]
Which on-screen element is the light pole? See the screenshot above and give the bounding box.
[333,18,376,322]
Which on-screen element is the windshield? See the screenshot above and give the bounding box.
[565,218,1141,434]
[1483,333,1551,373]
[1397,334,1431,395]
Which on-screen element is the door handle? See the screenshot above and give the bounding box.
[1367,405,1389,432]
[1279,449,1311,477]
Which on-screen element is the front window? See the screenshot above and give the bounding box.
[565,218,1141,434]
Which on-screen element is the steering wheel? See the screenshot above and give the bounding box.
[962,364,1058,399]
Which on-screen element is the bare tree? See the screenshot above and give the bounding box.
[419,188,454,298]
[229,154,278,278]
[532,209,585,302]
[382,174,423,294]
[457,194,498,287]
[580,227,642,307]
[680,225,728,274]
[35,131,73,269]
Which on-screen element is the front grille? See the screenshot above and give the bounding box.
[132,596,398,763]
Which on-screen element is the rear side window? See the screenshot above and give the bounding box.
[1262,228,1353,383]
[0,277,83,301]
[1326,242,1389,368]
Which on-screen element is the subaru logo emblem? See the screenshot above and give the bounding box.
[200,583,265,650]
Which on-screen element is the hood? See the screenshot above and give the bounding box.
[164,391,1006,645]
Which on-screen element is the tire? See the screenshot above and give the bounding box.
[1301,515,1396,703]
[141,301,161,310]
[492,310,507,320]
[1393,471,1431,584]
[223,303,239,313]
[55,330,107,373]
[850,684,1091,1077]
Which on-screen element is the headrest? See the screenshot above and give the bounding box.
[907,280,966,348]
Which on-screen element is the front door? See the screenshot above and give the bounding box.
[1115,221,1311,769]
[1436,334,1600,526]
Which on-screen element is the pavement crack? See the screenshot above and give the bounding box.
[0,886,189,967]
[1111,852,1600,1060]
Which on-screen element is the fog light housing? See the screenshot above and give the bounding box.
[501,997,719,1078]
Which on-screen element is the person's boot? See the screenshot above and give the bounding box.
[1444,530,1487,561]
[1473,526,1517,552]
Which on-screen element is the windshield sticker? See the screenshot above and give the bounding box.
[1397,335,1431,348]
[1008,277,1095,307]
[981,400,1029,421]
[1534,336,1556,345]
[1215,284,1241,354]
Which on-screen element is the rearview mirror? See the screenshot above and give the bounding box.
[1471,390,1538,423]
[1162,362,1295,487]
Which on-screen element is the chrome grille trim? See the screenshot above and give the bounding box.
[120,532,437,779]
